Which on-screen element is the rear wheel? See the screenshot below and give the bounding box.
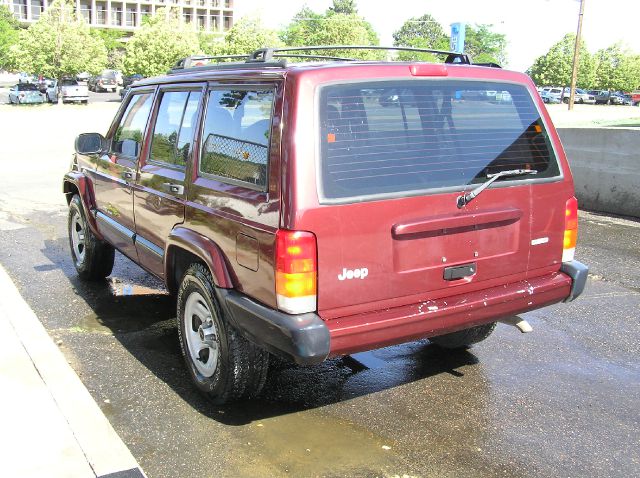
[430,322,497,350]
[177,263,269,404]
[68,195,114,280]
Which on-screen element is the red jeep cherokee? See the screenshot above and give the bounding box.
[64,47,588,404]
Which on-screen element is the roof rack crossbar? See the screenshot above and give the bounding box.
[248,45,471,64]
[170,45,482,74]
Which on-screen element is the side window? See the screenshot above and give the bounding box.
[111,93,153,159]
[149,90,202,167]
[200,88,274,189]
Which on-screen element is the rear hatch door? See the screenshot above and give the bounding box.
[311,79,562,315]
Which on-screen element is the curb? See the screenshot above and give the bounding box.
[0,264,147,478]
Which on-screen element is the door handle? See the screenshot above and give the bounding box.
[122,171,134,180]
[162,183,184,195]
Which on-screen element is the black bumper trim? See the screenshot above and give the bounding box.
[560,260,589,302]
[216,289,330,365]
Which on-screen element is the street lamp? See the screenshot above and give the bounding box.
[568,0,586,111]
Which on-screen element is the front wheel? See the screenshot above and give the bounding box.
[177,263,269,405]
[430,322,497,350]
[68,195,114,280]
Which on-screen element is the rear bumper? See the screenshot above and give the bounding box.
[216,289,330,365]
[326,271,574,356]
[560,260,588,302]
[216,262,588,362]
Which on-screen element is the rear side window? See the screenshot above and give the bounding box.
[111,93,153,159]
[319,80,560,201]
[200,88,274,189]
[149,90,202,167]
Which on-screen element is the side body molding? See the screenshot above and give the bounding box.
[62,171,102,239]
[165,227,234,289]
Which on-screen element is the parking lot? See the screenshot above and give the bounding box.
[0,101,638,477]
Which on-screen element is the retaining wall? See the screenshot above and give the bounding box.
[557,128,640,219]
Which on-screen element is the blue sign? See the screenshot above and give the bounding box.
[450,23,466,53]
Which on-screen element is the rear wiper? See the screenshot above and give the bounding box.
[457,169,538,208]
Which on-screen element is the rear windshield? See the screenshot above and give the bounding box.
[319,80,560,201]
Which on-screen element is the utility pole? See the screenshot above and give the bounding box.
[568,0,586,111]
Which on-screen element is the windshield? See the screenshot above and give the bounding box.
[61,79,78,86]
[319,80,561,201]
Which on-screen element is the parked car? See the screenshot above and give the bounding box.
[622,94,633,106]
[54,78,89,104]
[8,83,45,104]
[587,90,610,105]
[541,89,561,104]
[64,46,588,404]
[609,92,626,105]
[76,72,91,83]
[122,73,144,88]
[88,71,117,92]
[541,87,563,103]
[561,88,596,104]
[632,91,640,106]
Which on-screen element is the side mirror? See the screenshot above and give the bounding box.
[75,133,107,155]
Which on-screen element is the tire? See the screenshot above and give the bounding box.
[177,263,269,405]
[562,97,569,104]
[430,322,497,350]
[68,195,115,280]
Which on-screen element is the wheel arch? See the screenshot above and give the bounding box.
[165,227,234,296]
[63,172,102,239]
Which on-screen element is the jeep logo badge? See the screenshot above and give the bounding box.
[338,267,369,281]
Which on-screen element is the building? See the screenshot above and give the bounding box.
[2,0,234,33]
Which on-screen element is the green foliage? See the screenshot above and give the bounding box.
[90,28,127,69]
[328,0,358,15]
[123,7,200,76]
[392,14,449,61]
[0,5,20,70]
[204,16,281,56]
[464,24,507,65]
[593,43,640,91]
[9,0,107,78]
[529,33,595,88]
[280,5,381,60]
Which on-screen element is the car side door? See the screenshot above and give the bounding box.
[133,84,205,278]
[91,89,155,261]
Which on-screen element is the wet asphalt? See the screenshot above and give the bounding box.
[0,102,638,477]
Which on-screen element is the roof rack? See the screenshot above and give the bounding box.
[169,45,478,74]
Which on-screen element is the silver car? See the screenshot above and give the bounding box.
[8,83,45,104]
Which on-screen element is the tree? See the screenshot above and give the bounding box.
[123,7,200,76]
[529,33,595,88]
[91,28,127,69]
[280,5,380,60]
[9,0,107,79]
[204,16,281,56]
[593,43,640,91]
[392,14,449,61]
[463,24,507,65]
[0,5,19,71]
[328,0,358,15]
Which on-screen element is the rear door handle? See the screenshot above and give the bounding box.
[162,183,184,195]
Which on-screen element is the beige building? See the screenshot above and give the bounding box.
[3,0,234,33]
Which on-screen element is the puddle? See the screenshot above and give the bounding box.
[109,277,168,297]
[233,411,404,477]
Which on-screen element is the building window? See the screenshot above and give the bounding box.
[126,7,136,27]
[223,14,232,30]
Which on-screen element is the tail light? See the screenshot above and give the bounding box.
[563,196,578,262]
[275,230,317,314]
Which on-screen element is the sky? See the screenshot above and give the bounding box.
[234,0,640,71]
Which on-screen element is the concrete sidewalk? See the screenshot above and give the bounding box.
[0,264,146,478]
